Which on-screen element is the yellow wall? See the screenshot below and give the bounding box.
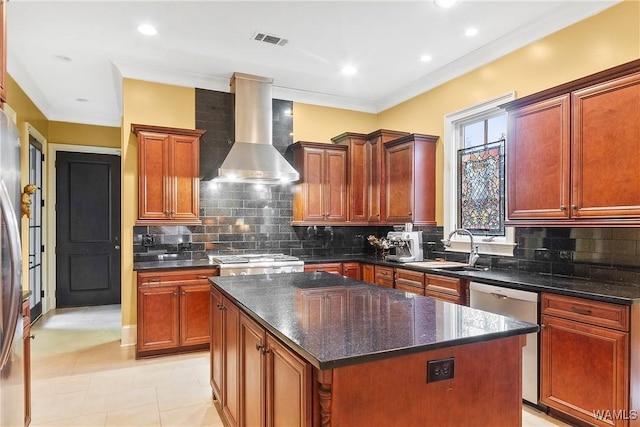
[121,78,195,327]
[287,1,640,225]
[292,103,379,142]
[49,121,120,148]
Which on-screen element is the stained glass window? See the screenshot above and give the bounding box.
[458,139,505,235]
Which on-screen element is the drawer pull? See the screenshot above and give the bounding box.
[148,278,161,284]
[571,306,592,315]
[197,275,208,279]
[490,292,508,300]
[256,344,263,352]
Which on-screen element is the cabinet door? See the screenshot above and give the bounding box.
[342,262,360,280]
[368,136,385,222]
[137,285,180,352]
[374,266,394,288]
[138,131,171,221]
[180,284,210,346]
[507,95,571,220]
[239,314,266,427]
[395,268,425,291]
[347,137,368,222]
[210,288,224,402]
[361,263,374,284]
[169,134,200,222]
[223,298,240,427]
[265,335,311,427]
[540,315,628,426]
[385,141,414,223]
[298,146,325,222]
[572,73,640,218]
[324,148,347,222]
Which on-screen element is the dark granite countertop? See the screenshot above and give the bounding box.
[134,254,640,305]
[210,272,538,370]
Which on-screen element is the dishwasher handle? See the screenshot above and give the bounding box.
[490,292,508,300]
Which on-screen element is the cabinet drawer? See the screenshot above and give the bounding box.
[426,290,462,304]
[374,266,394,279]
[395,268,425,291]
[541,293,629,331]
[425,274,462,297]
[138,268,218,287]
[396,282,424,296]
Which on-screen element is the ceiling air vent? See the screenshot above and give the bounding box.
[252,31,288,47]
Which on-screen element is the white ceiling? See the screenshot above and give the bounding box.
[7,0,619,127]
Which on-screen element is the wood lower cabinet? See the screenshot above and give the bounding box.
[503,60,640,225]
[394,268,424,295]
[23,299,31,426]
[304,263,342,275]
[361,263,374,284]
[385,134,438,225]
[342,262,360,280]
[137,268,216,357]
[215,294,312,427]
[540,293,630,427]
[132,124,205,225]
[292,142,347,224]
[424,274,466,305]
[374,265,394,288]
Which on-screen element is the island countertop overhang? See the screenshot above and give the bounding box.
[210,272,538,370]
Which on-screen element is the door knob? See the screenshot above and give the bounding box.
[115,245,120,250]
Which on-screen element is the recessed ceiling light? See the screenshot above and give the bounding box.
[434,0,459,8]
[465,27,478,37]
[420,55,432,62]
[75,98,89,103]
[53,54,72,62]
[137,24,157,36]
[342,65,357,76]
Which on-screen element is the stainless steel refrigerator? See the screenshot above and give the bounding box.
[0,108,25,427]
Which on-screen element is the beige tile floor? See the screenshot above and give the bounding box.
[30,304,570,427]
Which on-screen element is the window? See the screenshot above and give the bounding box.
[443,92,516,257]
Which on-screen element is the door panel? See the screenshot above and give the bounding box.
[28,136,43,321]
[56,152,121,307]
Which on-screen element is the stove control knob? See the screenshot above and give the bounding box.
[240,272,247,276]
[229,272,237,276]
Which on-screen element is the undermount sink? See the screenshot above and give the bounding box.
[403,260,489,272]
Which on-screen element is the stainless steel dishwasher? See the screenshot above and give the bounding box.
[469,282,539,405]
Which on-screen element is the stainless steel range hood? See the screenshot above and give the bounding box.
[214,73,299,184]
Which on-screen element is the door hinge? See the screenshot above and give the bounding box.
[41,199,45,208]
[41,290,45,298]
[41,153,45,162]
[41,245,45,253]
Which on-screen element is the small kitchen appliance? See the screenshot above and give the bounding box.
[209,253,304,276]
[385,231,423,263]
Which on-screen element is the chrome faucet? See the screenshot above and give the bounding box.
[444,228,480,267]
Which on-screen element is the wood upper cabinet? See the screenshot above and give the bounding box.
[385,134,438,225]
[504,60,640,225]
[331,132,369,222]
[367,130,409,222]
[0,0,6,105]
[136,268,216,357]
[291,142,347,223]
[540,293,629,427]
[507,95,571,220]
[572,72,640,219]
[132,124,205,225]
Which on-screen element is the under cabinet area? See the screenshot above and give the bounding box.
[137,268,217,358]
[504,62,640,225]
[132,124,205,225]
[540,293,631,427]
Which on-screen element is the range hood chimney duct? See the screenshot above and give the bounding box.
[214,72,299,184]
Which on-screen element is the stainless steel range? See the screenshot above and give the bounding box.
[210,253,304,276]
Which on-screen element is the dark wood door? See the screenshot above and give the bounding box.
[506,95,571,220]
[56,152,121,307]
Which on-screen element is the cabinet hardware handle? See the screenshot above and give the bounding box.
[256,344,263,352]
[149,278,161,284]
[408,212,412,216]
[173,292,178,296]
[181,291,186,296]
[540,324,546,329]
[571,205,577,210]
[560,205,566,210]
[570,306,592,315]
[30,335,35,340]
[216,303,223,310]
[197,276,208,279]
[260,347,270,355]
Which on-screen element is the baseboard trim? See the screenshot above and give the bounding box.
[121,324,137,347]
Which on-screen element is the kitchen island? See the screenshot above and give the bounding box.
[210,272,537,427]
